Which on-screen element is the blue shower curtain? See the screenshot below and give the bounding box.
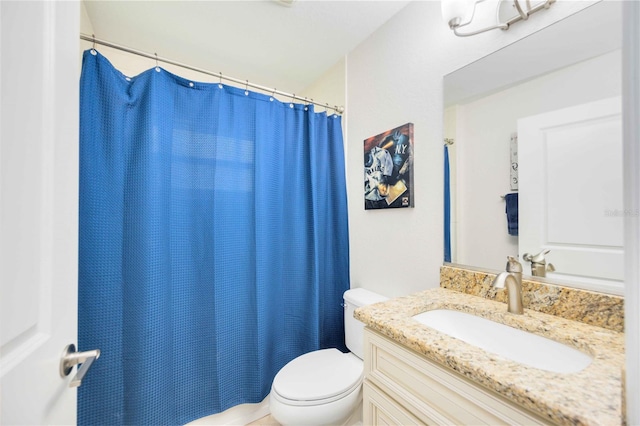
[78,50,350,425]
[444,145,451,263]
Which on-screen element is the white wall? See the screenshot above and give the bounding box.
[345,0,597,298]
[455,50,621,272]
[300,57,346,118]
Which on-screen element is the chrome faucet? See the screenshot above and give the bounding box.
[523,249,555,277]
[491,256,524,314]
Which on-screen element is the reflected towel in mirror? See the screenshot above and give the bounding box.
[504,193,518,236]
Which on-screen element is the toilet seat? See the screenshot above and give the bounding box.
[271,349,363,406]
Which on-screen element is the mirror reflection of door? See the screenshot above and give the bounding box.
[518,97,623,293]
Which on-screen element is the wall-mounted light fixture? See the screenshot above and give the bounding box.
[442,0,555,37]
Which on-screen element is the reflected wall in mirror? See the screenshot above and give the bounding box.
[443,1,623,295]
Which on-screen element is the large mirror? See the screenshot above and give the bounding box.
[443,1,623,295]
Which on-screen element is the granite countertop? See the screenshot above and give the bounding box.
[354,287,625,426]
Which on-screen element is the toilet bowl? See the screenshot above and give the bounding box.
[269,288,387,426]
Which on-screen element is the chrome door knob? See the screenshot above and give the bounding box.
[59,344,100,388]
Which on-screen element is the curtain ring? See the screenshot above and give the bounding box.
[270,88,276,102]
[245,80,249,96]
[90,34,97,55]
[154,53,160,72]
[304,97,309,111]
[218,72,223,89]
[290,94,295,108]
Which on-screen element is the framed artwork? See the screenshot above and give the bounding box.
[364,123,414,210]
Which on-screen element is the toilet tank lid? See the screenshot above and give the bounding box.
[343,288,387,306]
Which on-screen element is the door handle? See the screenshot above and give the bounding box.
[59,344,101,388]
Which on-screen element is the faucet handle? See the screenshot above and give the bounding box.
[505,256,523,273]
[523,249,551,264]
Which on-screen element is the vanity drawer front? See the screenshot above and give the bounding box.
[363,380,424,425]
[364,328,552,426]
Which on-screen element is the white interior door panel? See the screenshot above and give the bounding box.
[518,97,623,293]
[1,2,80,424]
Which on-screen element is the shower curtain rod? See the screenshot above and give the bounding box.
[80,33,345,114]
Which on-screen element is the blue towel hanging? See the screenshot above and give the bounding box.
[504,193,518,236]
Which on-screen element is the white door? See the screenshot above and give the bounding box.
[518,97,623,294]
[1,1,80,424]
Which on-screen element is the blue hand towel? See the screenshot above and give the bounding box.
[504,193,518,236]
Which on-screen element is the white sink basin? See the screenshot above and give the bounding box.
[412,309,592,374]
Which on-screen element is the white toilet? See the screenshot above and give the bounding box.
[269,288,387,426]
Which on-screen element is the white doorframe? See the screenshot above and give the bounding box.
[623,1,640,424]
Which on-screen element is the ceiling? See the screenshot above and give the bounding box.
[83,0,410,94]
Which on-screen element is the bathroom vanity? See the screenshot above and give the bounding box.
[362,329,552,424]
[354,268,625,425]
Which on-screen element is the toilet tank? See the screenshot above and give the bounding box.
[343,288,387,359]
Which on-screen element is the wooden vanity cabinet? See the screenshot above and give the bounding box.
[362,328,554,425]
